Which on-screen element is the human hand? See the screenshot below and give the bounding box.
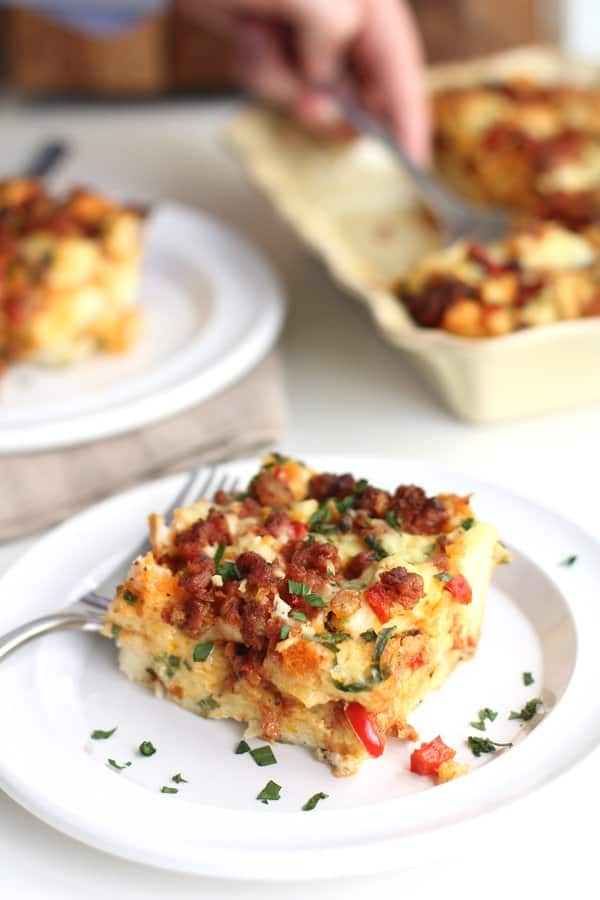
[178,0,430,165]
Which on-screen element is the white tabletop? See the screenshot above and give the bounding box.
[1,97,599,899]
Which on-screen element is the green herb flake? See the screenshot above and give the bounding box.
[183,660,192,671]
[139,740,156,757]
[288,580,310,596]
[235,740,250,755]
[160,786,178,794]
[110,624,122,639]
[434,572,453,583]
[217,561,241,581]
[290,610,307,623]
[256,780,281,803]
[467,736,513,757]
[523,672,534,686]
[122,590,137,605]
[332,673,381,693]
[302,791,329,811]
[193,642,214,663]
[172,773,188,784]
[509,698,542,722]
[91,727,117,740]
[250,745,277,767]
[360,629,377,642]
[107,758,131,771]
[469,707,498,731]
[385,510,403,532]
[279,624,291,641]
[364,534,388,560]
[336,479,369,513]
[303,632,348,650]
[461,518,475,531]
[198,695,219,711]
[214,543,226,566]
[305,593,326,608]
[560,555,577,567]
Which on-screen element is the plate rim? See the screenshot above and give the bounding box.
[0,204,285,454]
[1,453,599,880]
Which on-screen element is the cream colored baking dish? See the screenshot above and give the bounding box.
[229,46,600,424]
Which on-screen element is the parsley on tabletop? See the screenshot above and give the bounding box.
[139,741,156,757]
[250,745,277,767]
[302,792,329,811]
[235,740,250,755]
[469,707,498,731]
[172,773,188,784]
[160,786,178,794]
[523,672,534,686]
[107,759,131,771]
[257,780,281,803]
[509,698,542,721]
[467,736,512,757]
[91,727,117,740]
[559,555,577,567]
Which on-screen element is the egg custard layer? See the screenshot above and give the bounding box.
[0,178,143,369]
[103,456,509,775]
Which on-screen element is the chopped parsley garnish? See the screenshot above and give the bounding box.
[217,561,241,581]
[139,740,156,757]
[235,740,250,755]
[172,773,188,784]
[290,610,307,623]
[559,555,577,567]
[256,780,281,803]
[307,504,337,535]
[469,707,498,731]
[523,672,534,686]
[122,590,137,605]
[461,518,475,531]
[279,624,291,641]
[250,745,277,767]
[434,572,453,583]
[360,629,377,642]
[467,736,512,757]
[110,624,122,638]
[107,758,131,770]
[214,543,225,566]
[91,727,117,740]
[154,653,180,678]
[264,452,290,467]
[160,786,178,794]
[373,626,396,673]
[303,632,348,650]
[335,479,368,513]
[288,580,309,596]
[305,593,326,608]
[385,510,403,532]
[198,695,219,711]
[193,642,214,663]
[509,698,542,721]
[364,534,388,560]
[183,660,192,671]
[302,791,329,811]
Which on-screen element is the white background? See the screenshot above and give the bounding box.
[1,98,599,898]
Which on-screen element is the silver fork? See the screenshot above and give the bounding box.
[0,468,241,661]
[329,88,508,245]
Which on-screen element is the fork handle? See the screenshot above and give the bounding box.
[0,612,103,662]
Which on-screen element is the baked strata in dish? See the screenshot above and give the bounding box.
[0,178,144,369]
[103,455,509,776]
[434,79,600,228]
[398,221,600,336]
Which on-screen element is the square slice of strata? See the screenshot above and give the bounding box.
[103,455,509,776]
[0,177,144,370]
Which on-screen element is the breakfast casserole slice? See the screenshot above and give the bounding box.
[398,220,600,336]
[103,455,509,776]
[0,177,144,369]
[434,79,600,228]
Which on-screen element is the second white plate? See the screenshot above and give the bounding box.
[0,203,285,453]
[0,454,598,879]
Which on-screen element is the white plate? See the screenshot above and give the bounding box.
[0,204,285,453]
[0,454,598,880]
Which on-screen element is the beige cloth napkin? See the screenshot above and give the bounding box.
[0,351,286,541]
